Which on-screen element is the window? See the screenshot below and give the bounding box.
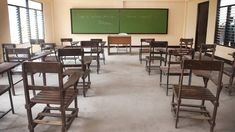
[8,0,44,44]
[215,0,235,48]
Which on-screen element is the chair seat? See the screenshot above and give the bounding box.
[146,56,165,61]
[139,48,150,53]
[63,69,84,76]
[193,70,211,78]
[160,66,190,74]
[44,56,57,62]
[193,54,214,61]
[193,70,221,86]
[91,48,102,53]
[11,65,23,74]
[31,89,78,105]
[83,56,93,64]
[223,67,234,76]
[0,85,10,95]
[173,85,216,101]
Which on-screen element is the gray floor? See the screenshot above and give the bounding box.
[0,49,235,132]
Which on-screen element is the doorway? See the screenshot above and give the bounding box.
[195,1,209,50]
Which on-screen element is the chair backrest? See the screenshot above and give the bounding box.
[90,39,104,50]
[140,38,155,47]
[141,38,155,43]
[150,41,168,48]
[179,38,193,49]
[80,41,99,55]
[5,47,31,62]
[30,39,45,44]
[149,41,168,54]
[57,48,86,70]
[22,62,64,96]
[40,43,56,52]
[167,49,194,64]
[232,52,235,69]
[199,44,216,60]
[2,43,16,62]
[90,39,102,43]
[180,59,224,98]
[61,38,73,46]
[80,41,99,48]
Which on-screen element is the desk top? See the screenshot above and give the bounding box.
[30,51,51,61]
[108,35,131,37]
[0,62,20,74]
[228,52,235,57]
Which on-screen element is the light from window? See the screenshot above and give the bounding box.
[20,8,30,43]
[7,0,26,7]
[215,0,235,48]
[7,0,44,44]
[8,6,20,43]
[29,1,42,10]
[37,11,44,39]
[29,10,37,39]
[220,0,235,7]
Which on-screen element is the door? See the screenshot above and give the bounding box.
[195,1,209,50]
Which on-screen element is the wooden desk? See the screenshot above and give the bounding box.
[228,52,235,57]
[107,36,131,55]
[0,62,20,118]
[31,51,52,61]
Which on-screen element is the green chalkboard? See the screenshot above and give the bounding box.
[71,9,119,33]
[70,8,168,34]
[120,9,168,34]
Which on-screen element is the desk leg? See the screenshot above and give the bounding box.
[7,71,15,96]
[43,73,47,86]
[7,71,15,114]
[129,44,132,55]
[108,44,110,55]
[8,88,15,114]
[41,57,47,86]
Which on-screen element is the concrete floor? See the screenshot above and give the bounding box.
[0,49,235,132]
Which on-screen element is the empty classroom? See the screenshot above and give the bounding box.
[0,0,235,132]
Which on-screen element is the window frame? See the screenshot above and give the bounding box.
[8,0,45,44]
[214,0,235,49]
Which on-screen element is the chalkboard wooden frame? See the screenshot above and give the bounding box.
[70,8,168,34]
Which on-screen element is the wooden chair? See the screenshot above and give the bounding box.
[40,43,58,62]
[30,39,45,53]
[90,39,106,64]
[193,44,217,88]
[223,52,235,94]
[160,49,193,96]
[81,41,100,74]
[22,61,80,132]
[61,38,73,46]
[139,38,155,64]
[30,39,45,44]
[58,48,91,97]
[145,41,168,75]
[5,47,32,95]
[1,43,16,62]
[171,59,224,132]
[179,38,193,50]
[196,44,216,60]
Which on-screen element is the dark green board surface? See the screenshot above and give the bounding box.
[71,9,168,34]
[71,9,119,33]
[120,9,168,33]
